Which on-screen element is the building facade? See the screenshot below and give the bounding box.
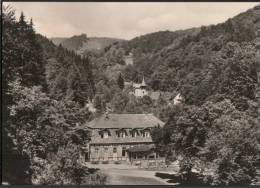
[82,113,164,163]
[133,77,148,98]
[124,52,134,65]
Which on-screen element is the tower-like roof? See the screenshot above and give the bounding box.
[141,76,146,87]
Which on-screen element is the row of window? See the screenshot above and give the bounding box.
[94,147,126,156]
[100,131,150,139]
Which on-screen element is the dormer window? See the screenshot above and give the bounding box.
[99,129,110,139]
[144,131,150,137]
[103,132,109,138]
[131,129,139,137]
[142,129,150,138]
[119,131,126,138]
[117,129,127,138]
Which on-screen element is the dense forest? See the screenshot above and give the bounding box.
[50,34,124,57]
[146,5,260,185]
[2,4,260,185]
[2,6,105,185]
[87,6,259,108]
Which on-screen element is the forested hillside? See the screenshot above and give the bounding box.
[37,34,95,105]
[90,5,259,111]
[50,34,124,56]
[149,5,260,185]
[50,37,67,45]
[2,6,105,185]
[85,5,260,185]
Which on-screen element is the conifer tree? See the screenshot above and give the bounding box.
[117,73,124,90]
[19,12,26,25]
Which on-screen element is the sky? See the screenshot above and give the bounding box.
[4,2,260,40]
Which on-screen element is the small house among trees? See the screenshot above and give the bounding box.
[124,52,134,65]
[131,77,148,98]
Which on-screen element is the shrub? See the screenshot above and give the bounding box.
[114,161,121,164]
[91,161,99,165]
[102,161,109,164]
[83,172,107,185]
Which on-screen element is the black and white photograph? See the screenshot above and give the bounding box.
[2,1,260,186]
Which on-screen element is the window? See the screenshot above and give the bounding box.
[95,147,99,153]
[159,153,165,158]
[118,131,126,138]
[103,132,109,138]
[132,131,138,137]
[143,131,150,137]
[144,131,150,137]
[137,155,143,159]
[122,147,126,157]
[149,155,155,159]
[113,147,117,153]
[101,131,109,139]
[104,147,108,151]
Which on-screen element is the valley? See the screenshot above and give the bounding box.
[2,3,260,186]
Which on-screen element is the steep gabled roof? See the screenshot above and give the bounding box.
[141,77,146,87]
[86,114,164,129]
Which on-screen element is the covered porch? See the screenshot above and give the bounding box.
[127,144,165,168]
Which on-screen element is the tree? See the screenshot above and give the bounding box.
[94,95,103,113]
[19,12,26,25]
[2,7,32,184]
[6,79,100,184]
[2,7,104,185]
[43,39,95,105]
[200,108,260,185]
[2,127,32,184]
[110,92,129,113]
[153,99,260,185]
[117,73,124,90]
[151,79,161,91]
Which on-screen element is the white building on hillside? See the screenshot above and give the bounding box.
[133,77,148,98]
[86,98,96,113]
[173,93,184,105]
[124,52,134,65]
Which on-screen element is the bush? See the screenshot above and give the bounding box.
[83,172,107,185]
[102,161,109,164]
[91,161,99,165]
[114,161,121,164]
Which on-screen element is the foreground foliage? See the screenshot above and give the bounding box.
[2,6,105,185]
[152,99,260,185]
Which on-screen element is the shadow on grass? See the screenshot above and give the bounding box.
[155,172,211,185]
[88,168,100,174]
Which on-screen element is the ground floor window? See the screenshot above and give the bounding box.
[137,154,143,159]
[122,147,126,157]
[148,155,155,159]
[113,147,117,153]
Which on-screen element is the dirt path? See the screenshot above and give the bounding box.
[103,168,168,185]
[86,163,174,185]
